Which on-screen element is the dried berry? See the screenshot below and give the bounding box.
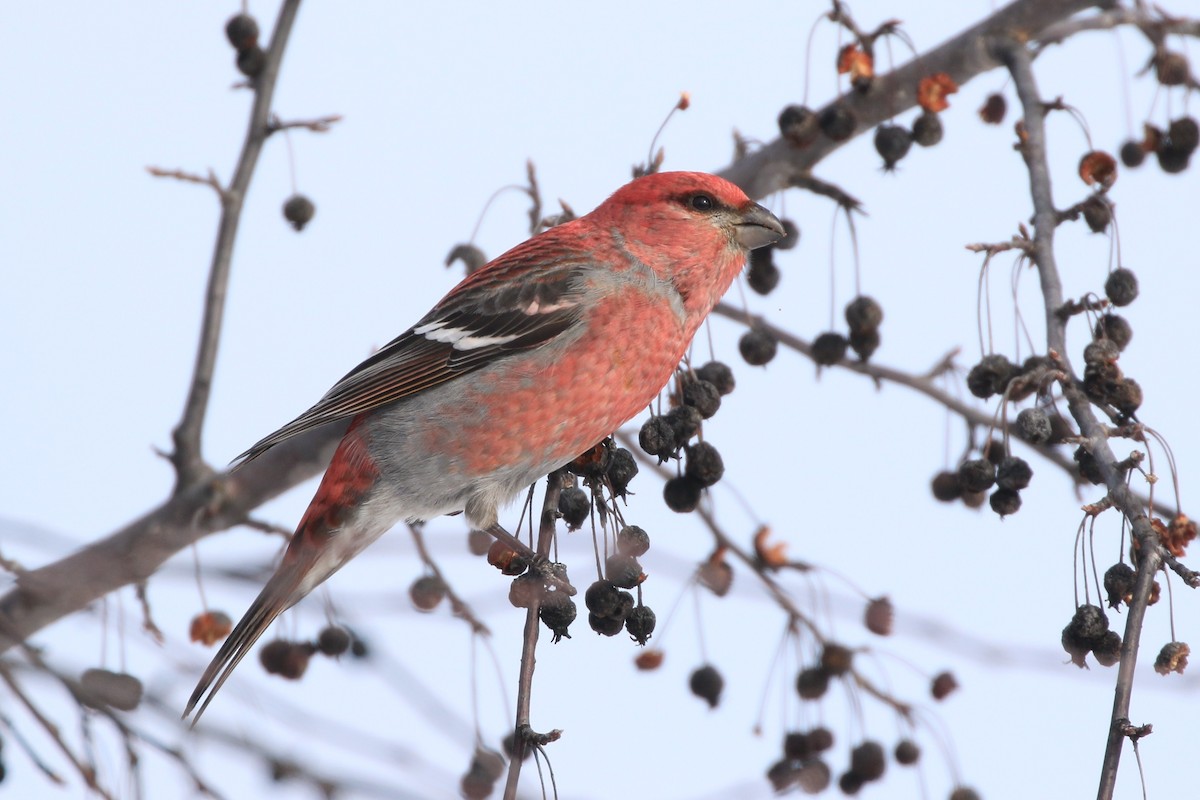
[1104,562,1135,609]
[508,573,542,609]
[1092,630,1122,667]
[930,671,958,700]
[1154,50,1190,86]
[1099,311,1132,350]
[79,668,144,711]
[746,248,781,295]
[989,487,1021,517]
[778,104,819,146]
[589,612,625,637]
[996,457,1032,491]
[839,770,865,795]
[1078,150,1118,189]
[1119,140,1146,168]
[979,93,1007,124]
[844,295,883,335]
[1110,377,1143,417]
[848,328,881,361]
[695,361,735,396]
[638,416,676,461]
[1156,143,1191,174]
[409,574,447,612]
[605,553,644,589]
[625,605,656,645]
[966,354,1016,398]
[225,14,260,50]
[874,124,913,170]
[1169,116,1199,154]
[236,45,267,78]
[961,489,987,509]
[557,486,590,528]
[776,217,800,250]
[949,788,982,800]
[698,557,734,597]
[663,475,703,513]
[812,331,848,366]
[1062,625,1091,668]
[739,327,778,366]
[682,378,722,419]
[1015,408,1052,444]
[1104,268,1139,307]
[894,739,921,766]
[766,759,801,793]
[259,640,313,680]
[864,596,894,636]
[1081,195,1112,233]
[665,405,703,443]
[684,441,725,487]
[957,459,996,493]
[606,447,638,496]
[282,194,315,231]
[931,470,962,502]
[487,539,529,576]
[1067,603,1110,644]
[585,579,622,617]
[1074,446,1105,485]
[635,649,665,670]
[912,110,944,147]
[821,643,854,675]
[467,528,493,556]
[819,105,856,141]
[796,666,830,700]
[189,610,233,646]
[316,625,351,656]
[851,741,886,782]
[617,525,650,557]
[689,664,724,708]
[783,731,810,760]
[1154,641,1190,675]
[538,591,576,642]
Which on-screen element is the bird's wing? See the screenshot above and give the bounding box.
[235,261,588,464]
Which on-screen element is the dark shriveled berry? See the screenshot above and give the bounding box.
[819,105,857,141]
[588,612,624,637]
[1092,630,1122,667]
[875,124,912,170]
[820,643,854,675]
[807,727,835,753]
[617,525,650,557]
[260,640,313,680]
[1155,50,1190,87]
[1110,377,1143,416]
[605,553,644,589]
[625,605,656,644]
[606,448,638,496]
[1104,562,1135,609]
[1156,143,1191,174]
[409,574,447,611]
[996,457,1032,491]
[739,327,778,366]
[663,475,703,513]
[1104,268,1139,307]
[979,93,1007,124]
[1081,195,1112,233]
[682,378,721,419]
[538,591,576,642]
[849,328,880,361]
[695,361,735,395]
[689,664,724,708]
[812,332,848,366]
[864,596,894,636]
[930,671,958,700]
[283,194,315,231]
[895,739,921,766]
[1120,140,1146,168]
[1074,446,1105,485]
[1169,116,1199,154]
[665,405,703,443]
[1016,408,1052,444]
[557,486,590,528]
[796,666,830,699]
[912,110,944,147]
[839,770,865,795]
[684,441,725,487]
[989,487,1021,517]
[638,416,676,461]
[931,471,962,502]
[1067,603,1110,644]
[778,104,818,146]
[1095,314,1132,350]
[966,354,1017,398]
[844,295,883,335]
[225,14,260,50]
[585,579,622,617]
[957,459,996,492]
[850,741,886,782]
[316,626,351,657]
[747,252,781,295]
[236,45,267,78]
[776,217,801,250]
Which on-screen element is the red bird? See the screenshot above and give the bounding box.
[185,171,784,721]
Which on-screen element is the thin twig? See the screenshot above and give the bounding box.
[168,0,305,489]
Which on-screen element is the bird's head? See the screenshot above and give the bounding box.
[590,172,786,320]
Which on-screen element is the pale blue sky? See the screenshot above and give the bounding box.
[2,2,1197,798]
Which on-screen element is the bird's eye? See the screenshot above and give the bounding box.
[690,193,715,211]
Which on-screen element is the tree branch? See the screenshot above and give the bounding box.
[168,0,304,489]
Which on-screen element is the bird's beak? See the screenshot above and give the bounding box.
[733,203,786,250]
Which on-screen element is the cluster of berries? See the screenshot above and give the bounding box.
[259,624,365,680]
[932,440,1033,518]
[813,295,885,366]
